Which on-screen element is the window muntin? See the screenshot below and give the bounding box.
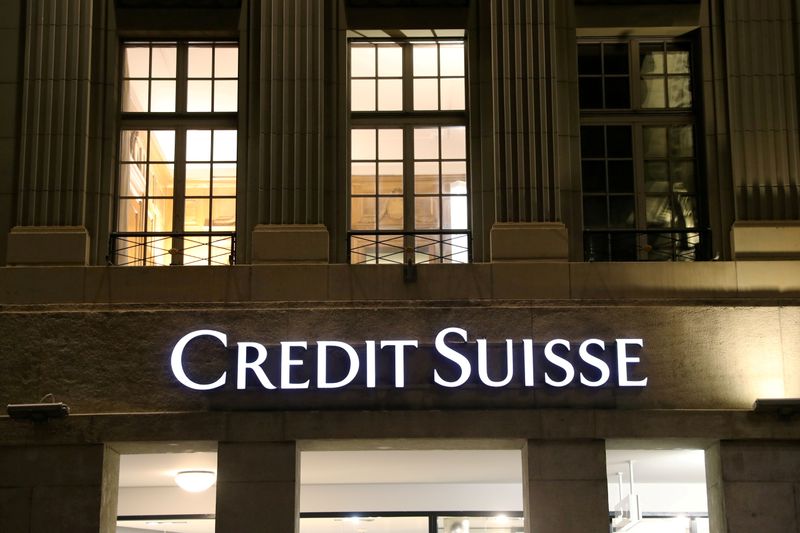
[115,41,238,266]
[349,37,469,264]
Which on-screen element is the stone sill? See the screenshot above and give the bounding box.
[0,261,798,305]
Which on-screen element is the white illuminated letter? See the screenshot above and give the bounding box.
[477,339,513,387]
[544,339,575,387]
[236,342,276,390]
[317,341,360,389]
[170,329,227,390]
[523,339,534,387]
[617,338,647,387]
[578,339,610,387]
[281,341,309,389]
[433,327,472,388]
[381,340,417,388]
[366,340,376,388]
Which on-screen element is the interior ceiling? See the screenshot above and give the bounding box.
[119,448,706,488]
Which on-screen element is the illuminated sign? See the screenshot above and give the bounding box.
[170,328,647,392]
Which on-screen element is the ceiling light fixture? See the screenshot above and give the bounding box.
[174,470,216,492]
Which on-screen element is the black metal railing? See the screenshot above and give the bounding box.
[348,230,471,264]
[584,228,712,262]
[108,232,236,266]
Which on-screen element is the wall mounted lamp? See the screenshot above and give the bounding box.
[175,470,217,492]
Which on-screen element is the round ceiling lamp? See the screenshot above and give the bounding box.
[174,470,216,492]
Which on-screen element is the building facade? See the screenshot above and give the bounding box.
[0,0,799,532]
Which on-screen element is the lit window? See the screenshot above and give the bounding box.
[348,33,469,264]
[113,42,238,266]
[578,39,707,261]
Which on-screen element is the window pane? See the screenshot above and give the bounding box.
[442,161,467,193]
[580,126,605,158]
[667,48,690,74]
[578,44,602,75]
[351,197,376,230]
[352,129,376,160]
[122,80,148,112]
[187,130,212,161]
[119,164,145,197]
[604,77,630,108]
[351,79,376,111]
[641,78,666,108]
[604,43,629,74]
[211,198,236,230]
[123,46,149,78]
[640,44,665,75]
[414,78,439,110]
[415,161,439,194]
[441,126,466,159]
[608,160,633,193]
[189,46,213,78]
[148,164,174,196]
[120,130,148,162]
[668,76,692,108]
[215,46,238,78]
[351,162,376,195]
[150,130,175,162]
[151,46,176,78]
[669,125,694,157]
[440,43,464,76]
[377,79,402,111]
[413,44,438,76]
[581,160,606,193]
[378,162,403,194]
[643,127,668,158]
[583,196,608,227]
[606,126,632,158]
[442,196,468,229]
[214,80,238,112]
[187,80,212,112]
[440,77,465,110]
[677,194,697,227]
[184,236,210,265]
[118,199,145,232]
[414,196,440,229]
[185,198,210,230]
[378,129,402,160]
[377,46,402,77]
[579,77,603,109]
[673,161,696,193]
[645,162,669,193]
[186,164,211,196]
[213,130,238,161]
[351,46,376,77]
[609,196,635,227]
[150,80,176,112]
[378,197,404,229]
[414,128,439,160]
[350,235,376,263]
[148,198,173,231]
[646,196,672,227]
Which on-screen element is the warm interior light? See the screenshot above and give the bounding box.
[174,470,216,492]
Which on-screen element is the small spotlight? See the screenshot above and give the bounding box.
[6,402,69,422]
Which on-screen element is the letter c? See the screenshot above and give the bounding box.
[171,329,228,390]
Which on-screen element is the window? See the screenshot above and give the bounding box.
[578,39,707,262]
[348,32,469,264]
[113,41,238,266]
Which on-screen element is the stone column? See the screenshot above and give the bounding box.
[215,441,299,533]
[0,444,119,533]
[522,440,609,533]
[706,440,800,533]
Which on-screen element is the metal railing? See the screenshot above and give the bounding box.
[584,228,711,262]
[108,231,236,266]
[348,230,471,264]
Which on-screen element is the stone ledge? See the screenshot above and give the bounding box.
[731,221,800,260]
[251,224,329,264]
[6,226,90,266]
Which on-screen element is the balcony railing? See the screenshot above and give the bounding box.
[584,228,712,262]
[108,232,236,266]
[349,230,471,264]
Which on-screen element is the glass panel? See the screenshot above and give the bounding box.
[415,234,440,264]
[213,130,238,161]
[677,194,697,227]
[215,46,238,78]
[640,44,665,75]
[377,79,402,111]
[437,516,525,533]
[378,129,403,160]
[413,44,438,76]
[352,129,376,160]
[645,162,669,193]
[378,196,404,229]
[147,198,173,231]
[213,163,237,196]
[187,80,213,112]
[673,161,696,193]
[123,46,149,78]
[150,130,175,162]
[186,130,212,161]
[667,48,691,74]
[580,126,605,158]
[119,164,146,197]
[583,196,608,227]
[351,46,376,77]
[578,43,602,75]
[609,195,635,227]
[378,236,404,264]
[377,46,402,77]
[441,161,466,193]
[351,162,376,195]
[579,77,603,109]
[440,77,465,110]
[350,235,376,264]
[351,197,376,230]
[120,130,148,162]
[378,162,403,194]
[604,77,630,108]
[443,233,469,263]
[414,196,440,229]
[668,76,692,108]
[608,160,634,193]
[441,126,466,159]
[186,163,211,196]
[414,128,439,160]
[150,80,176,112]
[351,79,376,111]
[118,199,145,231]
[581,160,606,193]
[184,198,210,230]
[122,80,148,112]
[151,46,176,78]
[440,43,464,76]
[189,46,213,77]
[211,236,233,264]
[646,195,672,227]
[584,232,609,261]
[413,78,439,110]
[643,127,668,158]
[415,161,439,194]
[184,235,210,265]
[604,43,629,74]
[610,232,637,261]
[211,198,236,230]
[669,125,694,157]
[641,78,666,108]
[148,163,174,196]
[214,80,238,112]
[606,126,632,158]
[442,196,468,229]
